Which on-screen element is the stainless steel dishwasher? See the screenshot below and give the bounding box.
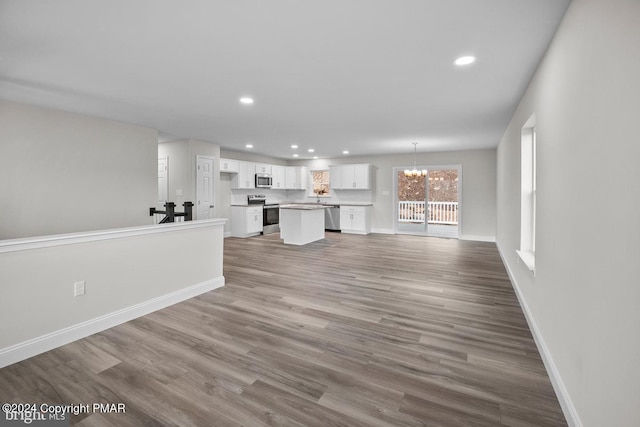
[324,205,341,231]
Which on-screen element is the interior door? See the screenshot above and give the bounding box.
[196,156,214,220]
[158,156,168,207]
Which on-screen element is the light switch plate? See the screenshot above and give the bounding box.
[74,281,86,297]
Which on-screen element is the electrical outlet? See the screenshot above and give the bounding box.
[74,281,86,297]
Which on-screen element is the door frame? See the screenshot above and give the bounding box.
[196,155,216,220]
[158,156,169,208]
[392,164,462,237]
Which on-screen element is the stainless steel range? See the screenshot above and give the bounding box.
[248,195,280,234]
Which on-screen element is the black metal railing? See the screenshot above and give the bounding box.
[150,201,193,223]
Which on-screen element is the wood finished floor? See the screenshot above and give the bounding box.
[0,232,567,426]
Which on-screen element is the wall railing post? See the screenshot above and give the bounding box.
[164,202,176,223]
[183,202,194,221]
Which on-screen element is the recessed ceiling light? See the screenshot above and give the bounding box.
[313,156,318,159]
[293,154,299,157]
[308,148,315,153]
[454,56,476,66]
[239,97,254,105]
[343,150,349,155]
[291,145,298,149]
[245,144,253,148]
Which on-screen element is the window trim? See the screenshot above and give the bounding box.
[518,114,536,274]
[309,169,331,198]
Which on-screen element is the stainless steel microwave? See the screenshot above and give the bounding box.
[255,173,272,188]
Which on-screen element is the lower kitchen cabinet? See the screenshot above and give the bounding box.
[231,206,263,237]
[339,206,371,235]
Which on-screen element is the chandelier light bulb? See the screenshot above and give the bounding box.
[404,142,426,177]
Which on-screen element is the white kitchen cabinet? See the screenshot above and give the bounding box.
[231,161,255,189]
[329,166,342,189]
[352,164,371,189]
[231,205,263,237]
[330,164,371,190]
[255,163,272,175]
[285,166,307,190]
[246,207,263,234]
[339,205,371,235]
[220,158,239,173]
[341,164,371,189]
[271,165,286,190]
[280,206,325,245]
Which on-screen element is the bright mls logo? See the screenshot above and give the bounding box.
[2,402,126,425]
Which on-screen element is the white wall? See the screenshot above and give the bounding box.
[220,148,288,165]
[496,0,640,425]
[0,100,158,239]
[0,220,225,367]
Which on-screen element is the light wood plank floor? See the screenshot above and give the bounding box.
[0,233,567,426]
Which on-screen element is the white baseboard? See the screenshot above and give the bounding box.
[224,231,232,238]
[372,229,494,241]
[371,228,395,235]
[496,242,582,427]
[460,234,496,242]
[0,277,225,369]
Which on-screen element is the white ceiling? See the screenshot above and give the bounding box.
[0,0,570,159]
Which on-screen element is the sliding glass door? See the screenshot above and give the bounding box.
[395,166,460,238]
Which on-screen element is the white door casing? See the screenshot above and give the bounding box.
[158,156,168,207]
[196,156,215,220]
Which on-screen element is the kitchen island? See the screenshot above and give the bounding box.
[279,204,327,245]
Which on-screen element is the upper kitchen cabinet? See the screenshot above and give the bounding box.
[330,164,372,190]
[351,164,371,189]
[329,166,342,189]
[255,163,272,175]
[271,165,286,190]
[220,158,239,173]
[231,161,255,189]
[285,166,307,190]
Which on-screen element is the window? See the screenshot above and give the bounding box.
[311,170,330,196]
[517,114,536,273]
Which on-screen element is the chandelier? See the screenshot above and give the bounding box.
[404,142,427,177]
